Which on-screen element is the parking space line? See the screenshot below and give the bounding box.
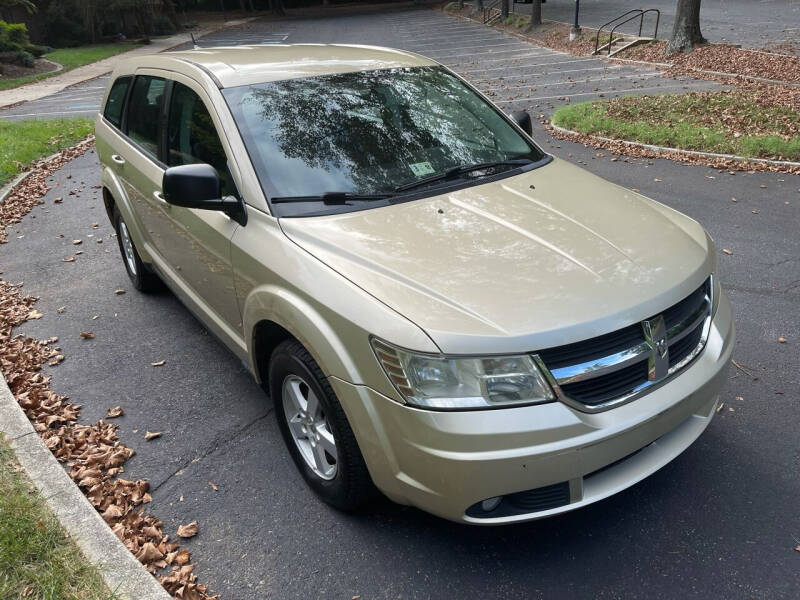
[457,57,606,75]
[492,82,704,104]
[479,71,664,93]
[421,41,526,54]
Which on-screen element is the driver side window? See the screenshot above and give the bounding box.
[167,82,234,197]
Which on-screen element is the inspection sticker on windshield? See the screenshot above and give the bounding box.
[409,161,435,176]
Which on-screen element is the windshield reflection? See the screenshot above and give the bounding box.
[223,66,545,215]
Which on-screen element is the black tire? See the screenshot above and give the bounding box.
[113,210,162,293]
[269,339,378,511]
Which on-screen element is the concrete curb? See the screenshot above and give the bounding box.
[0,377,171,600]
[549,121,800,169]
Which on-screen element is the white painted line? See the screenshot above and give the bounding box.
[422,41,526,54]
[493,82,711,104]
[445,51,558,66]
[458,57,604,74]
[1,109,99,118]
[480,71,664,93]
[467,65,622,84]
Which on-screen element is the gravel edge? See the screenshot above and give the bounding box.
[549,121,800,168]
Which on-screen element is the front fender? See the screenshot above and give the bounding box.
[242,284,366,387]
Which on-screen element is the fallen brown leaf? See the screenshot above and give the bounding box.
[722,249,733,255]
[208,481,218,491]
[106,406,124,418]
[778,336,788,343]
[177,521,198,538]
[114,289,126,295]
[62,256,75,262]
[27,310,42,319]
[79,331,95,339]
[72,239,82,245]
[145,431,162,441]
[150,359,166,367]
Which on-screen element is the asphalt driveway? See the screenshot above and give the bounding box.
[2,8,799,600]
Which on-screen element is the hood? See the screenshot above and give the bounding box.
[280,158,713,354]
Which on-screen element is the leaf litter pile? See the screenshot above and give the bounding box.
[0,142,217,600]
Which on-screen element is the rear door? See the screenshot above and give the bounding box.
[114,72,169,258]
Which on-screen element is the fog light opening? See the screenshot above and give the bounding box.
[481,496,502,512]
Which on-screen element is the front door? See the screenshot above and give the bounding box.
[151,78,243,337]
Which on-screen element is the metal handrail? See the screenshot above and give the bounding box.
[607,9,660,54]
[594,8,660,55]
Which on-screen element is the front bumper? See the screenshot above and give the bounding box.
[331,291,735,524]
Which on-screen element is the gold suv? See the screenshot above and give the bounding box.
[95,45,734,524]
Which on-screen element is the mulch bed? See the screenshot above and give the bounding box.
[0,58,60,79]
[621,41,800,84]
[0,141,218,600]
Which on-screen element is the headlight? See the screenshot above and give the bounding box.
[371,338,555,410]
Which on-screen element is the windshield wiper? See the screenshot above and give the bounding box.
[271,192,395,205]
[395,159,534,193]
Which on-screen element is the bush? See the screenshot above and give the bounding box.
[0,20,31,52]
[0,50,35,67]
[27,44,48,58]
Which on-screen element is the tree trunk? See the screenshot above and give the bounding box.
[530,0,541,25]
[500,0,508,20]
[666,0,705,54]
[471,0,483,17]
[457,0,464,9]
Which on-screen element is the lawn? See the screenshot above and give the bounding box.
[0,118,94,186]
[552,90,800,162]
[0,43,139,92]
[0,436,112,600]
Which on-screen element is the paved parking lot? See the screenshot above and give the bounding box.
[2,7,799,600]
[0,8,721,122]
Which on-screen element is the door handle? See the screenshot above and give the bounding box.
[111,154,126,165]
[153,190,168,204]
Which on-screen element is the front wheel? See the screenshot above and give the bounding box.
[269,339,377,511]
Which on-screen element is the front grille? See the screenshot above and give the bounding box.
[537,323,643,370]
[537,277,713,412]
[559,360,649,406]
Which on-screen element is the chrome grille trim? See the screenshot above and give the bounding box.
[534,277,714,413]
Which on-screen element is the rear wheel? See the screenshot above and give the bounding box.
[114,211,161,293]
[269,339,377,510]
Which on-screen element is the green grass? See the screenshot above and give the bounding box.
[0,118,93,186]
[0,436,113,600]
[0,43,138,92]
[552,92,800,161]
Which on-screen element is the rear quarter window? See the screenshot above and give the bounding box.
[103,76,131,129]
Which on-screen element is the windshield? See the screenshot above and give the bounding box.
[222,66,547,216]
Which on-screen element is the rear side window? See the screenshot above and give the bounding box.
[103,76,130,128]
[126,75,166,159]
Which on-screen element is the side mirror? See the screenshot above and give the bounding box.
[510,110,533,136]
[162,163,246,225]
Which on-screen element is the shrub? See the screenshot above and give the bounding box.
[27,44,48,58]
[0,49,35,67]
